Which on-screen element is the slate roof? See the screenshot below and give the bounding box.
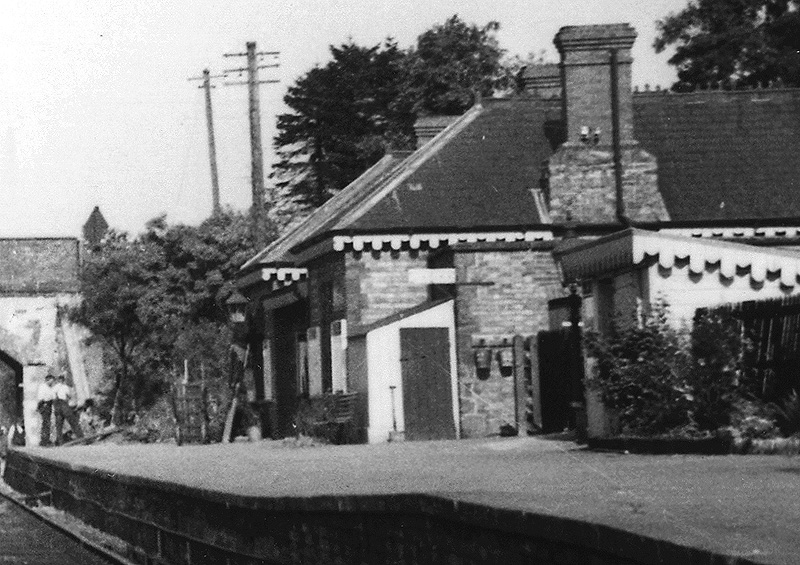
[244,97,554,268]
[633,88,800,221]
[244,86,800,270]
[348,98,553,232]
[242,151,411,269]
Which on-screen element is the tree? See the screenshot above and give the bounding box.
[69,231,162,423]
[271,15,513,212]
[143,210,264,323]
[402,15,509,116]
[70,210,263,424]
[655,0,800,90]
[272,40,414,210]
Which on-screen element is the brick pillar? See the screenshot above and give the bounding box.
[547,24,669,224]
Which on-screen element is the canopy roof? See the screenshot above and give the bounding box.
[557,229,800,287]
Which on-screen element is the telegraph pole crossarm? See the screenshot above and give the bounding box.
[223,64,280,74]
[223,50,280,57]
[223,80,280,86]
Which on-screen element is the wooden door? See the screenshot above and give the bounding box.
[400,328,456,441]
[537,329,574,433]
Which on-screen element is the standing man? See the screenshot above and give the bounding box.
[36,374,56,446]
[54,375,84,445]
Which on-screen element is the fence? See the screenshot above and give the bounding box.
[170,382,209,445]
[703,295,800,402]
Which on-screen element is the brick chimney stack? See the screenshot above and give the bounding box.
[413,116,458,149]
[519,64,561,99]
[554,24,636,145]
[546,23,669,224]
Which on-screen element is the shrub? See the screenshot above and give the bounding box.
[688,309,753,429]
[585,303,693,435]
[774,390,800,437]
[586,302,761,437]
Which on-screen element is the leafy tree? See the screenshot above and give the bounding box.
[69,231,162,423]
[142,210,264,323]
[272,15,513,212]
[70,210,263,424]
[655,0,800,90]
[272,40,414,210]
[402,15,509,116]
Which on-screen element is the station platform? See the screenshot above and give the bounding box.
[4,436,797,564]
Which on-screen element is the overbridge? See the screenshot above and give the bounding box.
[0,238,101,445]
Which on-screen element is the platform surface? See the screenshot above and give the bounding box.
[16,437,800,565]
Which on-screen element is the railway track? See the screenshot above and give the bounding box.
[0,485,132,565]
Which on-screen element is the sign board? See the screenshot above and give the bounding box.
[408,268,456,285]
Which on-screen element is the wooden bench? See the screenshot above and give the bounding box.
[312,392,358,444]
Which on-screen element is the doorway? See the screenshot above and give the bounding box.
[400,327,455,440]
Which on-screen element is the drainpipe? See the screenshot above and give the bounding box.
[610,48,628,226]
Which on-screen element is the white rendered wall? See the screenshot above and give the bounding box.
[365,301,457,444]
[647,262,800,324]
[0,294,102,446]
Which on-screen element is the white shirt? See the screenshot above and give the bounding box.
[54,382,73,403]
[37,382,56,402]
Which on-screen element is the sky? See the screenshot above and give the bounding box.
[0,0,689,238]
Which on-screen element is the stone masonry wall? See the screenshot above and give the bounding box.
[344,250,430,328]
[454,249,563,438]
[548,144,669,224]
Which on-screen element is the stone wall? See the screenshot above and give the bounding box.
[4,449,742,565]
[302,249,430,396]
[548,144,668,223]
[548,24,670,225]
[454,247,563,437]
[344,250,429,328]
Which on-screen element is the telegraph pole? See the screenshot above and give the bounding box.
[223,42,279,244]
[188,69,225,214]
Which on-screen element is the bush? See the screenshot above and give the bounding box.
[585,304,693,435]
[774,390,800,437]
[586,302,762,437]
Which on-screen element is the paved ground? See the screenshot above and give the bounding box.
[0,495,114,564]
[14,437,800,565]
